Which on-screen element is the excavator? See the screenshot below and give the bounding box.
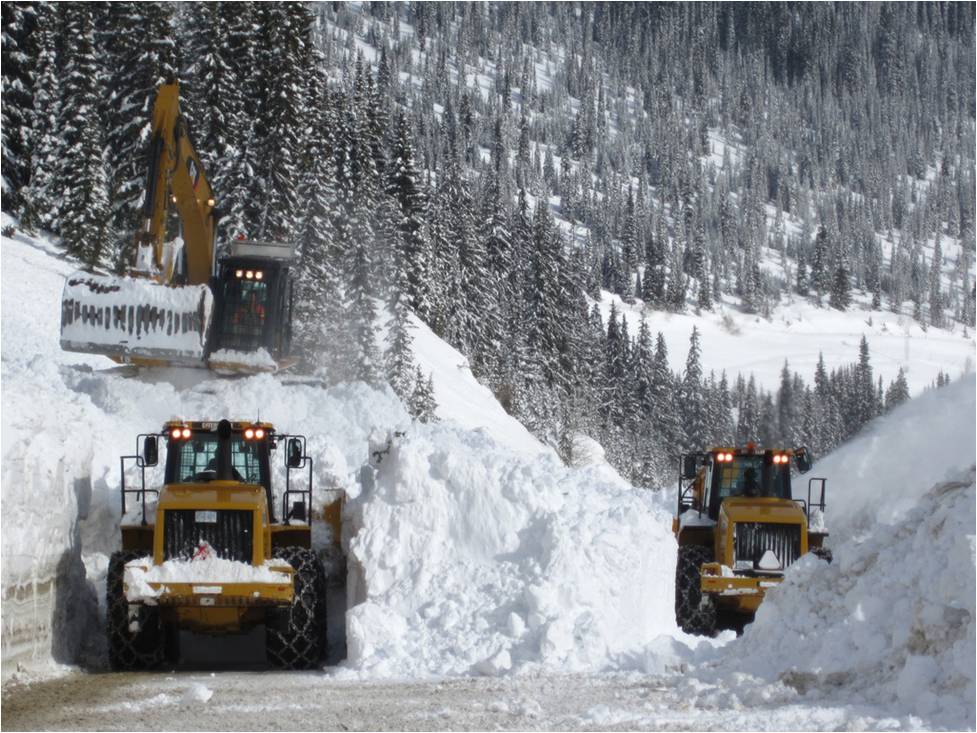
[59,81,297,374]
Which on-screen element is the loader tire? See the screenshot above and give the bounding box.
[675,544,717,637]
[266,547,327,669]
[106,551,165,670]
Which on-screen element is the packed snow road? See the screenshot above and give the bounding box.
[0,669,920,731]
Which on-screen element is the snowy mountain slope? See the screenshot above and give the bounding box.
[405,315,549,458]
[602,289,975,397]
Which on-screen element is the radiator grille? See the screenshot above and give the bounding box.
[163,510,253,563]
[733,522,801,570]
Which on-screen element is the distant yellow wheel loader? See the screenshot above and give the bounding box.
[672,445,830,635]
[108,419,343,669]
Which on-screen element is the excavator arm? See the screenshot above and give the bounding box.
[136,82,217,286]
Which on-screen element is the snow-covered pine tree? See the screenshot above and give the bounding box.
[17,1,58,234]
[829,237,852,311]
[102,2,176,272]
[1,1,36,214]
[219,1,260,238]
[292,55,343,377]
[928,239,944,328]
[810,224,830,302]
[56,2,110,268]
[680,326,709,453]
[410,367,438,423]
[253,3,312,241]
[387,109,431,320]
[884,367,910,412]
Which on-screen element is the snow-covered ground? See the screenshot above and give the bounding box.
[2,224,975,730]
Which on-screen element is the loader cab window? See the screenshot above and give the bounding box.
[165,431,269,489]
[218,274,270,352]
[708,455,790,517]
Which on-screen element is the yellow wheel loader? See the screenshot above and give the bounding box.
[672,445,829,635]
[109,419,343,670]
[59,81,298,374]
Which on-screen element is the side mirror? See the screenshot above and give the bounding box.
[682,454,698,480]
[795,448,812,474]
[287,438,303,468]
[143,436,159,467]
[288,500,307,522]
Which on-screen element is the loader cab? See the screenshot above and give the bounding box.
[705,450,792,520]
[211,240,295,361]
[163,420,275,517]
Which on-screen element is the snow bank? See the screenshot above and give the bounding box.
[342,424,679,678]
[704,376,977,730]
[817,375,977,532]
[720,470,975,729]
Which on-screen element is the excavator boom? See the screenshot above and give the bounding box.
[136,82,217,286]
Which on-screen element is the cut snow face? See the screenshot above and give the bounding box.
[343,424,680,678]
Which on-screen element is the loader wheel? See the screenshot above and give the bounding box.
[106,551,165,670]
[266,547,327,669]
[675,544,717,637]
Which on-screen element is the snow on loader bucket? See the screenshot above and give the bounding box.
[60,272,214,367]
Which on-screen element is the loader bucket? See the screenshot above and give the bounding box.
[60,272,214,366]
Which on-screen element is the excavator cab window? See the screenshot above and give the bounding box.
[221,277,269,350]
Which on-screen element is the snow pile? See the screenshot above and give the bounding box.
[123,552,292,603]
[708,376,977,729]
[816,375,977,532]
[342,424,679,677]
[208,348,277,372]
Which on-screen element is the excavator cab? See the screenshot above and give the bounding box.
[206,240,296,373]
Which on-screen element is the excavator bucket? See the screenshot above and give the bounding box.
[60,272,214,366]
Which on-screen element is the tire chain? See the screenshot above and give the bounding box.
[266,547,327,669]
[106,550,165,670]
[674,544,717,636]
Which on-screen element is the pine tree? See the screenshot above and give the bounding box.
[387,109,432,319]
[57,2,110,267]
[884,367,910,411]
[829,239,852,311]
[18,2,58,233]
[853,335,876,431]
[681,326,708,452]
[810,224,830,301]
[102,2,176,271]
[410,368,438,423]
[293,56,343,376]
[1,1,36,214]
[929,239,944,328]
[253,3,313,240]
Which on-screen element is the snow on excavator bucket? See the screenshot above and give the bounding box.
[60,272,214,366]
